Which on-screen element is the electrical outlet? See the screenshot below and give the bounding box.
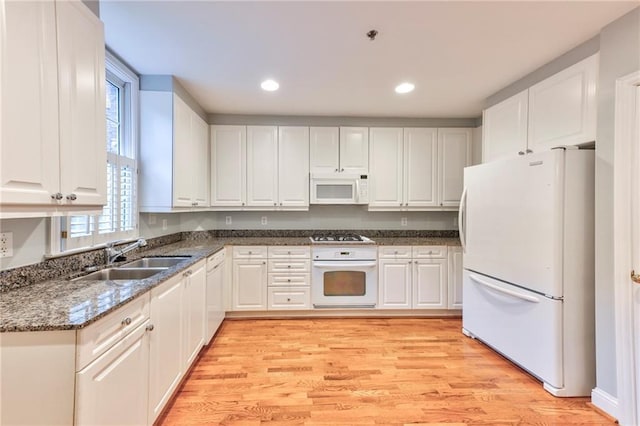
[162,219,168,231]
[148,214,157,225]
[401,217,408,226]
[261,216,268,225]
[0,232,14,258]
[225,216,232,225]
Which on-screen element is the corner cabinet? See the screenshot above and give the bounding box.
[140,92,209,211]
[211,125,310,210]
[483,54,598,163]
[0,0,106,214]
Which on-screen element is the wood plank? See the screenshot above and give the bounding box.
[157,318,614,425]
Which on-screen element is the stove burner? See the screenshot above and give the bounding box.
[312,234,364,242]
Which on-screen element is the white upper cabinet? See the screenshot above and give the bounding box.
[482,90,528,163]
[369,127,465,210]
[309,127,369,174]
[438,128,471,208]
[210,125,246,207]
[527,54,598,152]
[247,126,279,207]
[140,92,208,211]
[369,128,404,208]
[404,128,438,207]
[278,126,310,208]
[340,127,369,174]
[0,0,106,212]
[309,127,339,173]
[483,54,598,163]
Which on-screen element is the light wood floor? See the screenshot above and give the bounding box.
[158,318,614,425]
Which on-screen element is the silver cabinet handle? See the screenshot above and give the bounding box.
[274,202,276,206]
[262,261,266,265]
[335,168,338,172]
[51,192,63,200]
[518,151,525,156]
[280,202,283,206]
[66,193,77,201]
[242,202,245,206]
[526,149,533,154]
[341,168,344,172]
[146,324,154,332]
[121,317,132,326]
[287,279,291,282]
[287,298,291,302]
[287,265,291,268]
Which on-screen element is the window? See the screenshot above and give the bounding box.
[55,51,139,253]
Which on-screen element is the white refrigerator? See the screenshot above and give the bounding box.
[459,148,595,397]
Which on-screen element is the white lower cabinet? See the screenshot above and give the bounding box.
[183,264,206,370]
[267,246,311,310]
[75,321,150,426]
[148,274,184,423]
[232,251,268,310]
[448,246,463,309]
[205,249,226,344]
[268,287,311,309]
[378,246,448,309]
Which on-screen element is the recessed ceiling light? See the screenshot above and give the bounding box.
[395,82,415,94]
[261,79,279,91]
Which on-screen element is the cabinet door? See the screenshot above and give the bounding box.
[482,90,528,163]
[309,127,339,173]
[192,112,210,206]
[412,259,447,309]
[183,266,206,369]
[172,95,195,207]
[232,260,268,310]
[378,259,412,309]
[75,322,150,426]
[148,275,184,423]
[57,0,107,205]
[438,128,471,208]
[448,247,463,309]
[211,125,246,206]
[339,127,369,174]
[527,54,598,152]
[0,1,60,205]
[247,126,278,207]
[278,126,310,208]
[206,260,225,344]
[368,128,403,208]
[404,128,438,207]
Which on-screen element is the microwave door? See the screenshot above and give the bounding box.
[312,180,356,204]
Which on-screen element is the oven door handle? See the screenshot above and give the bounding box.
[313,261,377,269]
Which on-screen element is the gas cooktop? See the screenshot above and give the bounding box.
[309,234,375,244]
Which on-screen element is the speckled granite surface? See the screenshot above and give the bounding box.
[0,231,459,333]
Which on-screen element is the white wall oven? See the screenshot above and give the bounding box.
[311,245,377,308]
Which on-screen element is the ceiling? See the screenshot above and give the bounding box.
[100,1,639,118]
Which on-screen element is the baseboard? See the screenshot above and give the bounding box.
[591,387,619,421]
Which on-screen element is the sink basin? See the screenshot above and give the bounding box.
[73,267,167,281]
[121,256,191,268]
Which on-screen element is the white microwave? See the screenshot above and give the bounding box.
[310,173,369,205]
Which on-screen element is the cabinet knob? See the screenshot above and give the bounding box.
[51,192,63,200]
[262,261,266,265]
[242,202,245,206]
[248,251,252,254]
[518,151,525,156]
[399,203,402,206]
[405,203,408,206]
[146,324,155,332]
[121,317,132,326]
[335,168,338,172]
[341,168,344,172]
[526,149,533,154]
[287,298,291,302]
[287,265,291,268]
[274,202,277,206]
[287,279,291,282]
[280,202,283,206]
[66,193,77,201]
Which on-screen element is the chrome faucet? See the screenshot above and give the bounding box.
[105,238,147,265]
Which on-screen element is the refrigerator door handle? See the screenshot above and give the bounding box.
[458,187,468,252]
[469,274,540,303]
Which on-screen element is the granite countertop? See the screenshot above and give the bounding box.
[0,236,460,333]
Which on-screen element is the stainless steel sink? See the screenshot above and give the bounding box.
[73,267,167,281]
[121,256,191,268]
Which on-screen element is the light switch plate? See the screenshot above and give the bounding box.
[0,232,14,258]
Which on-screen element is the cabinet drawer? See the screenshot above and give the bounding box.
[268,273,310,287]
[413,246,448,259]
[268,246,310,258]
[207,248,226,271]
[233,246,267,259]
[378,246,412,259]
[268,259,310,273]
[268,287,311,310]
[76,293,150,371]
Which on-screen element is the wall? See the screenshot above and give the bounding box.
[595,7,640,401]
[0,218,48,270]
